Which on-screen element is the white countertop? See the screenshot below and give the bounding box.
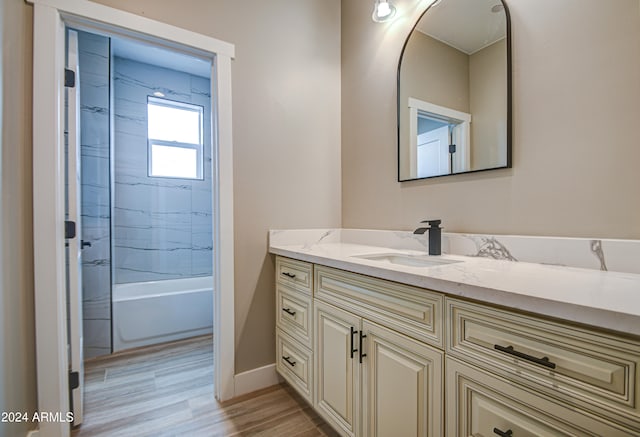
[269,241,640,337]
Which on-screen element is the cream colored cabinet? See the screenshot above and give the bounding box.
[447,356,636,437]
[275,258,314,403]
[361,320,443,437]
[314,299,443,437]
[274,256,640,436]
[446,297,640,433]
[314,300,361,437]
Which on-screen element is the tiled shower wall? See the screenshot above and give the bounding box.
[78,31,112,359]
[113,57,213,284]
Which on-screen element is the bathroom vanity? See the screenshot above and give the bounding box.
[269,229,640,436]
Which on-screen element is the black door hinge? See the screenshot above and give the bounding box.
[69,371,79,390]
[64,68,76,88]
[65,220,76,239]
[449,144,457,154]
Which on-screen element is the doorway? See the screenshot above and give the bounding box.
[69,30,216,360]
[31,2,235,436]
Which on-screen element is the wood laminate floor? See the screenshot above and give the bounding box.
[73,335,337,437]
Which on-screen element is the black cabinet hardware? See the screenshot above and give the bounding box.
[494,344,556,369]
[282,272,296,279]
[359,331,367,363]
[282,307,296,316]
[282,356,296,367]
[350,327,358,359]
[493,428,513,437]
[81,240,92,249]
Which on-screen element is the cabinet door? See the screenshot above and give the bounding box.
[362,320,443,437]
[314,300,361,437]
[447,356,635,437]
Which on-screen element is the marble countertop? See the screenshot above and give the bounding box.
[269,239,640,337]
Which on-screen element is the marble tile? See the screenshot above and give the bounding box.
[112,57,213,284]
[113,132,147,174]
[114,57,192,103]
[270,229,640,276]
[78,31,109,73]
[191,244,213,276]
[81,225,111,260]
[269,229,342,248]
[83,297,111,321]
[114,247,193,283]
[81,154,110,193]
[84,319,112,350]
[81,141,110,160]
[114,100,147,138]
[81,111,109,145]
[190,75,212,101]
[79,31,112,354]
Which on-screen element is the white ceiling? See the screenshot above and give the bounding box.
[111,37,211,78]
[416,0,506,55]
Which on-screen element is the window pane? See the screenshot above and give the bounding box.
[150,144,198,179]
[148,103,201,144]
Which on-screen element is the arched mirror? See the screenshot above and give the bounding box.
[398,0,511,181]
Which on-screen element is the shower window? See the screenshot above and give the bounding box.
[147,96,204,179]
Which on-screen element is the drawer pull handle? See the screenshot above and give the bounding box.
[493,428,513,437]
[494,344,556,369]
[282,356,296,367]
[359,331,367,363]
[282,272,296,279]
[282,307,296,316]
[350,327,358,359]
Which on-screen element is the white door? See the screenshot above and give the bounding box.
[65,29,85,426]
[361,320,443,437]
[417,125,449,178]
[314,300,361,437]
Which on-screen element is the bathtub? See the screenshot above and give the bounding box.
[112,276,213,352]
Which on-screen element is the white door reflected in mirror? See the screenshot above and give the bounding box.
[409,98,471,178]
[398,0,511,181]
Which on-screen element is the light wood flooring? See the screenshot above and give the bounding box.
[73,335,337,437]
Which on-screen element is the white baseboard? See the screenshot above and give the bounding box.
[234,363,282,397]
[26,430,40,437]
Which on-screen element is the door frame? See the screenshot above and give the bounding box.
[30,1,236,436]
[408,97,471,178]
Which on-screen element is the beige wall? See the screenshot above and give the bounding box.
[2,0,341,403]
[92,0,342,374]
[342,0,640,239]
[469,38,507,170]
[1,0,38,435]
[399,32,468,177]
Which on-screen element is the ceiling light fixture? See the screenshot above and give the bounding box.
[372,0,397,23]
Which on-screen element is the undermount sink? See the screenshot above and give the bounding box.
[352,253,462,268]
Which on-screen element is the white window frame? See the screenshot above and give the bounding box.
[147,96,204,180]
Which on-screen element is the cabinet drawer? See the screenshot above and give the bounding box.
[276,328,313,403]
[446,298,640,429]
[276,257,312,294]
[315,265,443,348]
[276,283,312,347]
[447,357,636,437]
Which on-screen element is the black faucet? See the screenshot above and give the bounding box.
[413,220,442,255]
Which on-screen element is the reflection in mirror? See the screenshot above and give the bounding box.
[398,0,511,181]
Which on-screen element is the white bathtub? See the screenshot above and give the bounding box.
[112,276,213,352]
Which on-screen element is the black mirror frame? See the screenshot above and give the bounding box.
[397,0,512,182]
